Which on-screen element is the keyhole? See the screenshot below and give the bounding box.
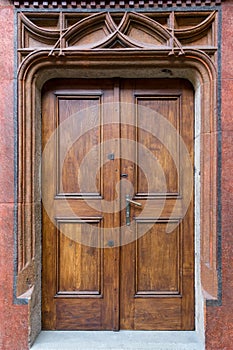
[107,240,114,247]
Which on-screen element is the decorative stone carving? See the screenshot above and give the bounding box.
[18,10,218,65]
[13,0,223,9]
[16,9,220,310]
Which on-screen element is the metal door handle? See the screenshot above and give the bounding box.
[126,195,142,226]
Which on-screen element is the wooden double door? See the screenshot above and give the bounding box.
[42,78,194,331]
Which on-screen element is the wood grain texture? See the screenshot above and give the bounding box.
[136,96,179,195]
[42,78,194,330]
[136,222,180,294]
[57,222,102,294]
[42,79,120,330]
[119,79,194,330]
[58,96,102,195]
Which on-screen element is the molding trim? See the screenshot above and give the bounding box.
[16,9,220,309]
[14,9,221,344]
[13,0,223,9]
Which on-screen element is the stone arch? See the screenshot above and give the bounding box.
[15,9,220,344]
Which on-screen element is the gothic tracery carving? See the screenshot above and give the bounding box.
[18,10,218,65]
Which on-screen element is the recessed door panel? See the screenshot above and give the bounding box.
[136,221,180,295]
[136,96,180,196]
[57,220,102,296]
[57,95,102,196]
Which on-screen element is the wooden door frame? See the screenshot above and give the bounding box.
[15,9,220,345]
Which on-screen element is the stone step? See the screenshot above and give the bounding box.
[31,331,204,350]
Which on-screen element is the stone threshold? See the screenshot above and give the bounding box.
[31,331,204,350]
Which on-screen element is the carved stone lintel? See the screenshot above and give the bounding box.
[13,0,223,8]
[17,10,218,67]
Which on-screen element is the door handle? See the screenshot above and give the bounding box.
[126,195,142,226]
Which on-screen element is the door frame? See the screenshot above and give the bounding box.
[15,9,220,347]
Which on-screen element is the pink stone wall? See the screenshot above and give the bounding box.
[0,1,233,349]
[205,2,233,349]
[0,2,28,350]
